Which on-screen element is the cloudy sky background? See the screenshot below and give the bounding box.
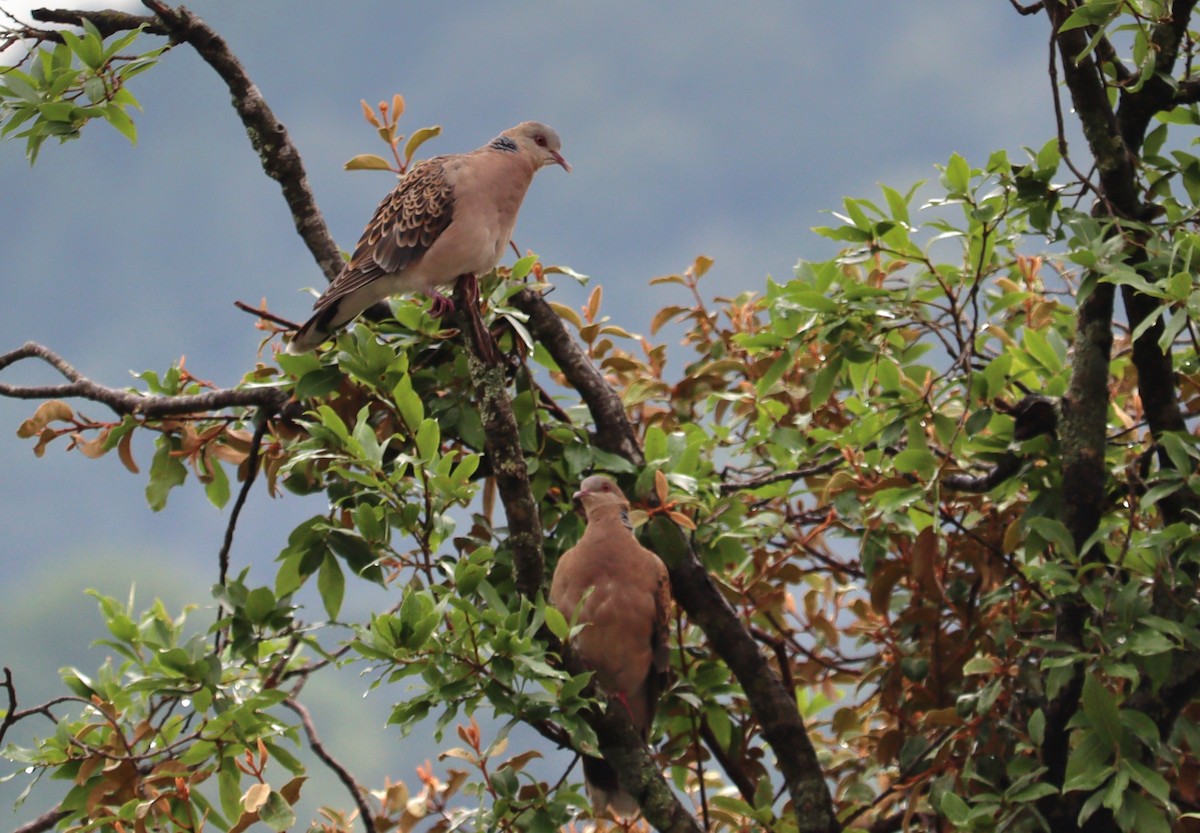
[1,2,1062,826]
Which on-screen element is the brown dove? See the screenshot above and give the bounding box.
[549,474,672,818]
[288,121,569,353]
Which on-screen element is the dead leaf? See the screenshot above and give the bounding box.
[17,399,73,438]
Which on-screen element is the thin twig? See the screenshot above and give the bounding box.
[214,411,270,649]
[234,300,302,330]
[718,459,842,495]
[284,698,377,833]
[0,668,16,746]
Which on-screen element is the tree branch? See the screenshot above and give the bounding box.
[1114,0,1200,151]
[0,341,288,416]
[453,279,545,598]
[29,6,167,37]
[511,289,644,464]
[10,807,69,833]
[284,698,377,833]
[139,1,343,282]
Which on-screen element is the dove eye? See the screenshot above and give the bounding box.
[535,134,547,147]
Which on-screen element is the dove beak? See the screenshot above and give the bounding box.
[551,151,571,173]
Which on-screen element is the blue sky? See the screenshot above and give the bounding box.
[0,1,1057,824]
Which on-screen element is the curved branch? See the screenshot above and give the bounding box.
[28,7,167,37]
[511,289,644,464]
[139,1,343,282]
[0,342,288,416]
[284,698,376,833]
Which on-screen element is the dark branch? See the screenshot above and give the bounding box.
[940,454,1022,493]
[284,698,377,833]
[0,668,16,746]
[453,278,545,597]
[511,288,645,465]
[1007,0,1044,14]
[0,342,288,416]
[30,7,167,37]
[11,807,69,833]
[718,458,842,495]
[140,1,343,282]
[1115,0,1200,152]
[698,719,758,806]
[214,411,270,653]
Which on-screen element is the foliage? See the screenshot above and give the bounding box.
[5,4,1200,833]
[0,18,162,161]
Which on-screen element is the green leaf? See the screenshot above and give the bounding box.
[1081,673,1123,751]
[403,125,442,163]
[82,75,107,104]
[244,587,277,624]
[1121,759,1169,804]
[510,253,539,281]
[258,791,296,832]
[544,605,569,640]
[146,440,187,511]
[343,153,393,171]
[317,553,345,620]
[103,101,137,144]
[3,72,41,104]
[894,447,936,479]
[415,417,440,461]
[942,152,970,193]
[939,792,969,824]
[1029,708,1045,745]
[392,373,423,432]
[1058,0,1121,32]
[205,459,231,509]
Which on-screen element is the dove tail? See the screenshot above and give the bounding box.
[581,755,639,818]
[287,302,345,354]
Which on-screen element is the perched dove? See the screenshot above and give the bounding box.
[288,121,569,353]
[550,475,672,818]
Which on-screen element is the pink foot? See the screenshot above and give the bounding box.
[429,290,456,319]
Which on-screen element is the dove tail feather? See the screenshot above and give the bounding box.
[582,755,639,818]
[288,300,349,354]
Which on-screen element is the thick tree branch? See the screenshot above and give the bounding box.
[0,341,288,416]
[139,1,343,282]
[453,279,545,597]
[10,808,69,833]
[1050,5,1145,219]
[1114,0,1200,151]
[511,289,644,464]
[29,6,167,37]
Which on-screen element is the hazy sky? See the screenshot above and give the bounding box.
[0,2,1057,824]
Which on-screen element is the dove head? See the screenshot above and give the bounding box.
[572,474,629,519]
[502,121,571,173]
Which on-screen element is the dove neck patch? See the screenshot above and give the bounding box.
[490,136,518,153]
